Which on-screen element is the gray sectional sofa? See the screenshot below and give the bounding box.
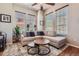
[20,31,66,48]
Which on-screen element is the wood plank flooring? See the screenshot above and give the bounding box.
[0,51,3,56]
[59,46,79,56]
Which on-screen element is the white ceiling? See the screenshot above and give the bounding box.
[17,3,55,11]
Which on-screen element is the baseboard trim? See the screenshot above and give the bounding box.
[67,43,79,48]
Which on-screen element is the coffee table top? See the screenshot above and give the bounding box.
[34,39,50,45]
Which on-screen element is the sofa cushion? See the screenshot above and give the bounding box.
[26,32,35,37]
[49,37,66,42]
[37,31,45,36]
[30,32,35,37]
[43,36,66,42]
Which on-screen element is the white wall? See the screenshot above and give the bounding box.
[0,3,15,44]
[0,3,36,44]
[68,4,79,47]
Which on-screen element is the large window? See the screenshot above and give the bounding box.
[56,5,69,35]
[15,11,26,34]
[45,13,53,31]
[26,14,36,31]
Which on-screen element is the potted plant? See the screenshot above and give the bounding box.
[14,26,20,42]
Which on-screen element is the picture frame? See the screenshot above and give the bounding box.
[0,14,11,23]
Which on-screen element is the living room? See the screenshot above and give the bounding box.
[0,3,79,56]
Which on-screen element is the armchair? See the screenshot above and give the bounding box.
[0,32,7,50]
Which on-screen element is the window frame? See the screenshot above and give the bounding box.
[55,5,69,36]
[45,12,54,31]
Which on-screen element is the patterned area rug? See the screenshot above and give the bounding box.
[2,43,68,56]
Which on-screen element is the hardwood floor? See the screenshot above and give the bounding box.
[59,46,79,56]
[0,51,3,56]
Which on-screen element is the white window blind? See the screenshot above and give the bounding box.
[26,14,36,31]
[56,6,68,35]
[45,13,53,31]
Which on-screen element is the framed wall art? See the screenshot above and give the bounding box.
[0,14,11,23]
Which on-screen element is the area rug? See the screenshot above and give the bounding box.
[2,43,68,56]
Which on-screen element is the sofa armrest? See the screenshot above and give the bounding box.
[43,36,66,48]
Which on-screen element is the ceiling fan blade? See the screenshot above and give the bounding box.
[46,3,55,6]
[32,3,37,6]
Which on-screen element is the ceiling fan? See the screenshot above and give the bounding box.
[32,3,55,10]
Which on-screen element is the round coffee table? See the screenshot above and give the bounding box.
[34,39,50,55]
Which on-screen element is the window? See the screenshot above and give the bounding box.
[16,11,26,23]
[45,13,53,31]
[56,6,68,35]
[26,14,36,31]
[15,11,26,34]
